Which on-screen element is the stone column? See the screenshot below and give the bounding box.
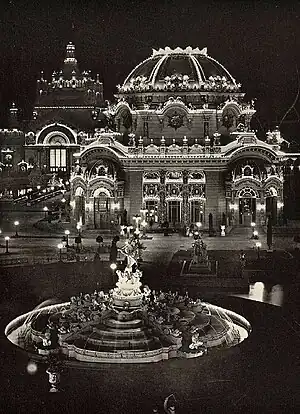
[84,194,94,228]
[158,170,166,223]
[182,170,189,225]
[205,170,226,230]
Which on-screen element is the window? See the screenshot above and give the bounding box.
[168,201,181,224]
[190,201,204,223]
[50,148,67,172]
[145,200,158,222]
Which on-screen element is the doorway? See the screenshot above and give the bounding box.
[94,193,112,229]
[239,198,256,226]
[168,201,181,225]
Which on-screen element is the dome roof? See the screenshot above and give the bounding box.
[118,47,241,94]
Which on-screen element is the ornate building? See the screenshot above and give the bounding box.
[1,43,300,228]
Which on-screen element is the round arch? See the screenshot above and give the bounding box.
[36,123,77,145]
[236,186,259,226]
[237,187,259,199]
[227,146,277,164]
[265,186,278,197]
[75,186,85,197]
[93,187,111,198]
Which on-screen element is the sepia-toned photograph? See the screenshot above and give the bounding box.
[0,1,300,412]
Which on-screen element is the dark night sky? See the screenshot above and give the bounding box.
[0,0,300,136]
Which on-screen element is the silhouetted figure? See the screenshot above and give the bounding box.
[123,209,128,225]
[109,235,120,263]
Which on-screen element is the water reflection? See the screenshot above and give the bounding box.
[235,282,284,307]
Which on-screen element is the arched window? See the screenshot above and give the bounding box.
[237,187,258,198]
[50,148,67,172]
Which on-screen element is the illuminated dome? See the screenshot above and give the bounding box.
[117,46,241,94]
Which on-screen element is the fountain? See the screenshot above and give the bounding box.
[5,235,251,364]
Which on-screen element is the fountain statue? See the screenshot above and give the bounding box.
[5,233,251,364]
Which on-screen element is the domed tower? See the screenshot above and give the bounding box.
[114,46,255,145]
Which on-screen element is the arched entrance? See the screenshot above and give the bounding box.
[93,188,113,229]
[237,187,257,226]
[74,187,85,224]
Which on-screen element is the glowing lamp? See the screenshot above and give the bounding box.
[110,263,117,271]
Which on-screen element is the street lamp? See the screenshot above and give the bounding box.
[252,230,258,240]
[251,222,256,239]
[5,236,10,254]
[110,263,117,271]
[43,206,48,219]
[255,241,262,259]
[57,243,63,261]
[133,215,141,232]
[220,225,226,237]
[14,220,19,237]
[64,230,70,248]
[61,198,66,203]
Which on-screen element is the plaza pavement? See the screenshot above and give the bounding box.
[0,224,268,264]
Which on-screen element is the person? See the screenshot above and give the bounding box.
[109,235,119,263]
[94,252,101,263]
[240,251,246,267]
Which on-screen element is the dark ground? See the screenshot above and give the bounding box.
[0,259,300,413]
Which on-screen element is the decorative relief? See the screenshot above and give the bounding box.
[159,170,166,184]
[166,171,183,181]
[167,111,184,130]
[166,183,182,198]
[189,172,205,182]
[144,171,160,181]
[25,132,36,145]
[144,144,159,154]
[152,46,208,57]
[143,183,159,198]
[166,140,181,154]
[164,74,190,91]
[189,141,204,154]
[189,184,205,198]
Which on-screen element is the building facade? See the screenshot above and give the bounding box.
[1,43,300,228]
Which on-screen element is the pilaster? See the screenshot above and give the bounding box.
[205,170,226,229]
[127,170,143,223]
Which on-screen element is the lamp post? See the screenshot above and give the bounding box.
[256,241,262,259]
[64,230,70,248]
[196,222,202,230]
[110,262,117,284]
[57,243,63,261]
[43,206,48,219]
[133,215,141,232]
[251,222,256,239]
[14,220,19,237]
[140,220,147,238]
[5,236,10,254]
